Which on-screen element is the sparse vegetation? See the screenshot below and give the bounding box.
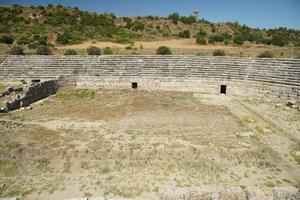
[8,45,24,55]
[36,45,52,55]
[258,51,274,58]
[64,49,77,55]
[213,49,225,56]
[56,89,95,100]
[87,46,101,55]
[1,88,299,198]
[103,47,114,55]
[178,30,190,38]
[0,5,299,56]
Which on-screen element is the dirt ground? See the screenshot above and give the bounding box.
[54,39,299,58]
[0,88,299,200]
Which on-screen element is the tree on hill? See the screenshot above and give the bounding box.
[168,12,180,24]
[156,46,172,55]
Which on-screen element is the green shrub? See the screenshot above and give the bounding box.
[0,35,14,44]
[103,47,113,55]
[16,35,30,45]
[9,45,24,55]
[28,42,39,49]
[161,25,171,37]
[87,46,101,55]
[56,32,71,45]
[258,51,273,58]
[196,51,205,56]
[64,49,77,55]
[36,45,52,55]
[270,35,288,47]
[233,35,245,45]
[208,37,215,44]
[196,30,207,38]
[125,45,133,50]
[156,46,172,55]
[196,36,206,45]
[213,49,225,56]
[132,21,145,31]
[180,16,196,24]
[178,30,190,38]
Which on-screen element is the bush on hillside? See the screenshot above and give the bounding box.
[64,49,77,55]
[180,16,196,24]
[132,21,145,32]
[196,35,206,45]
[156,46,172,55]
[87,46,101,55]
[178,30,190,38]
[56,32,72,45]
[196,51,206,56]
[213,49,225,56]
[258,51,273,58]
[269,35,288,47]
[197,30,207,38]
[233,34,245,45]
[103,47,113,55]
[16,35,30,45]
[8,45,24,55]
[0,35,14,44]
[36,45,52,55]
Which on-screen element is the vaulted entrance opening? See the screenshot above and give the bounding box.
[132,82,138,89]
[220,85,227,94]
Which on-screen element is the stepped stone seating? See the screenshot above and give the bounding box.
[0,55,299,99]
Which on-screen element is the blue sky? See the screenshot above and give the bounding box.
[2,0,300,29]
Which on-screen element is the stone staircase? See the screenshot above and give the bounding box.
[0,55,299,88]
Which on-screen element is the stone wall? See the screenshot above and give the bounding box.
[2,79,59,111]
[0,55,299,100]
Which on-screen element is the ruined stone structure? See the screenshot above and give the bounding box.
[0,55,299,100]
[1,79,59,112]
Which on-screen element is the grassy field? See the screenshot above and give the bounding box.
[0,89,299,199]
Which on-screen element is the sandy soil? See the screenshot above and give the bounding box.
[0,89,299,200]
[56,39,235,50]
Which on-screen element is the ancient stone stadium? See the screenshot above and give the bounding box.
[0,55,299,200]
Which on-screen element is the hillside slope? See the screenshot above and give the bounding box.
[0,4,299,57]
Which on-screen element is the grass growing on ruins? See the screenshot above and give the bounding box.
[55,89,95,100]
[0,89,300,199]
